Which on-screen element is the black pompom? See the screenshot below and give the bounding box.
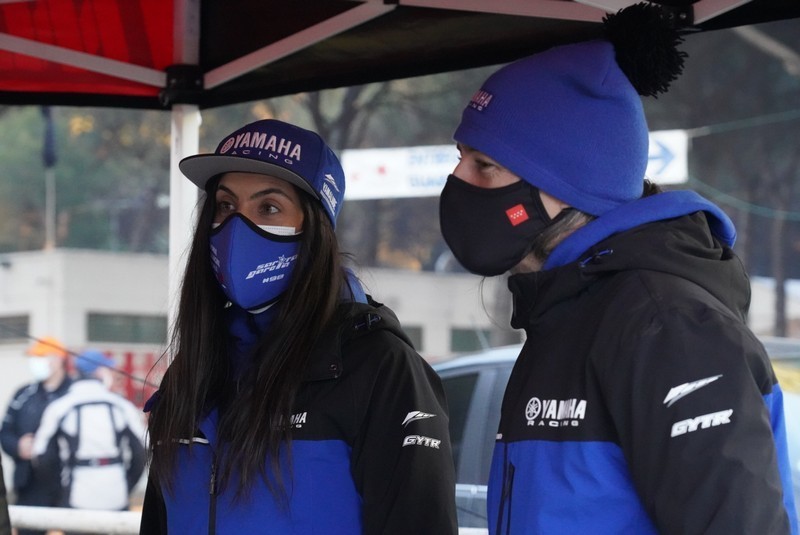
[603,2,688,97]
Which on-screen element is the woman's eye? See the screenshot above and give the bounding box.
[259,203,279,216]
[216,200,235,213]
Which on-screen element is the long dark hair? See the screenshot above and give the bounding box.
[147,176,346,499]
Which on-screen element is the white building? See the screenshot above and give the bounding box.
[0,248,514,415]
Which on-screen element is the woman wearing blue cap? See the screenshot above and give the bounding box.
[439,4,797,535]
[140,119,457,534]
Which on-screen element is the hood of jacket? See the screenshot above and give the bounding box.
[508,193,750,329]
[302,297,414,381]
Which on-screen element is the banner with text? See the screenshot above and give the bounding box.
[342,130,687,200]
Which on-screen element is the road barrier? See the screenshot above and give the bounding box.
[9,505,141,533]
[9,505,489,534]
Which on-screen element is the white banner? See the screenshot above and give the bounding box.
[341,145,457,200]
[342,130,688,200]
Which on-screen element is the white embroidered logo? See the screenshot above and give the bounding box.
[402,411,436,427]
[663,375,723,407]
[323,173,340,193]
[671,409,733,437]
[289,412,307,429]
[525,397,587,428]
[402,435,441,448]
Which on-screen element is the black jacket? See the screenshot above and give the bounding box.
[489,212,797,534]
[141,298,458,534]
[0,376,72,504]
[0,462,10,535]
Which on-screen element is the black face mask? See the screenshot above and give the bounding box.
[439,174,551,276]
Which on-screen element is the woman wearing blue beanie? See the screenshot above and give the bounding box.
[140,119,458,534]
[439,4,797,534]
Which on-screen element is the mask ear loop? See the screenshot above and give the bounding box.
[510,184,555,263]
[528,184,553,224]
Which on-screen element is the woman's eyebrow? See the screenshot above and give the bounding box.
[217,184,292,201]
[249,187,291,201]
[217,184,237,198]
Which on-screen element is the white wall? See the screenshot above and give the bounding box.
[0,250,512,409]
[0,249,169,348]
[359,267,510,360]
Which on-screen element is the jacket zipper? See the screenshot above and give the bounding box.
[495,443,516,535]
[208,456,217,535]
[504,463,515,534]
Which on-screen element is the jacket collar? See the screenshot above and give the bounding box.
[302,299,407,382]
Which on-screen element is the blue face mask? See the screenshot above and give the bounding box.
[210,213,301,311]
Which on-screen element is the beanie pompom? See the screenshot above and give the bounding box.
[603,2,688,97]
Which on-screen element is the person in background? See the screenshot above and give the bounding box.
[140,118,457,534]
[0,462,10,535]
[0,337,72,535]
[32,350,146,520]
[438,3,798,534]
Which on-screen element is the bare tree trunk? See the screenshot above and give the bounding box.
[765,145,799,338]
[771,212,787,336]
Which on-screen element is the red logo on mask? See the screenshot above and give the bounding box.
[506,204,529,226]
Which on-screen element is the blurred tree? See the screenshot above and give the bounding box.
[0,107,171,253]
[646,18,800,336]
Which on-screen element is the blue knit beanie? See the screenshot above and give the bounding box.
[454,3,687,216]
[454,40,647,216]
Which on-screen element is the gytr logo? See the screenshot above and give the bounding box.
[525,397,587,428]
[402,435,441,449]
[670,409,733,437]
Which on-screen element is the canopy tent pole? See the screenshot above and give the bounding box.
[167,0,201,344]
[167,105,200,331]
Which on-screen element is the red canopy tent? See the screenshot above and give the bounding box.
[1,0,798,110]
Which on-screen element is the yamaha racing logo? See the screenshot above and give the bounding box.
[219,130,302,165]
[525,396,587,428]
[468,89,493,111]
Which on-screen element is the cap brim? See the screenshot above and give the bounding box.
[27,338,67,358]
[179,154,319,199]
